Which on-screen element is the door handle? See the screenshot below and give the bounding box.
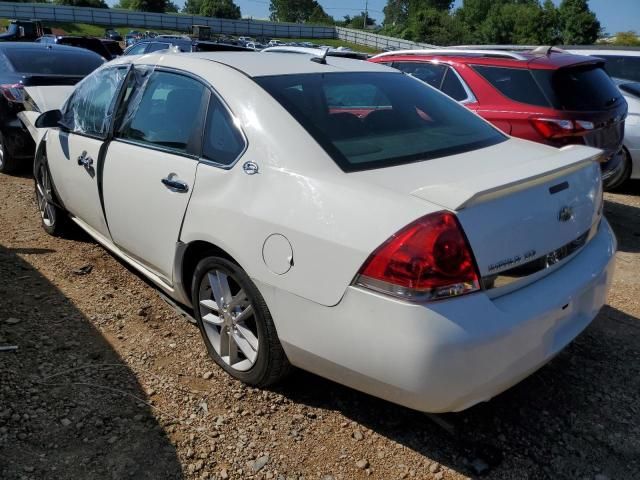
[161,175,189,193]
[77,151,93,167]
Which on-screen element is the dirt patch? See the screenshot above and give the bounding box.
[1,172,639,480]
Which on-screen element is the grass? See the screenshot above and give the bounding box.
[0,18,378,52]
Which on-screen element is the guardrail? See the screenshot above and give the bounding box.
[335,27,436,51]
[0,2,336,39]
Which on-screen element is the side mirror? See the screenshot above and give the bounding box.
[35,109,62,129]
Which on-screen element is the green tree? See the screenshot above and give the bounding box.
[199,0,241,18]
[344,11,376,29]
[383,0,409,30]
[54,0,108,7]
[557,0,600,44]
[182,0,202,14]
[406,6,470,45]
[612,31,640,46]
[308,4,333,25]
[269,0,330,23]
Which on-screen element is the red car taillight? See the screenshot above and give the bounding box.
[354,211,480,302]
[530,117,594,139]
[0,83,25,104]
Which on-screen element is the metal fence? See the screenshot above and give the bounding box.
[336,27,435,51]
[0,2,336,39]
[0,2,438,50]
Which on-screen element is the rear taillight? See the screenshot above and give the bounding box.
[531,117,594,139]
[354,211,480,302]
[0,83,24,103]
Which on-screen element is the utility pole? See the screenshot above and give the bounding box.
[363,0,368,30]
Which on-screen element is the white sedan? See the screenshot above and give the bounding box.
[32,51,616,413]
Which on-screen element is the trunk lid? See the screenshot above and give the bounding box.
[353,139,603,281]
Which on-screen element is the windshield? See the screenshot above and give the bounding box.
[255,72,506,172]
[4,48,104,75]
[532,65,623,111]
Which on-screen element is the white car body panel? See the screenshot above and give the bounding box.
[41,52,617,412]
[17,86,74,144]
[102,141,198,282]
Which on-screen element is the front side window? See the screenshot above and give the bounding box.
[146,42,172,53]
[256,72,506,172]
[393,62,446,89]
[472,65,551,107]
[61,66,127,137]
[117,70,207,155]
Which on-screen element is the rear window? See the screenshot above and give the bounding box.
[255,72,505,172]
[597,55,640,83]
[4,48,104,75]
[472,65,551,107]
[532,65,623,111]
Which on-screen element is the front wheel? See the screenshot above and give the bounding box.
[603,147,632,191]
[192,256,291,386]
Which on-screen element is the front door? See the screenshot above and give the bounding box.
[46,67,128,238]
[102,69,209,282]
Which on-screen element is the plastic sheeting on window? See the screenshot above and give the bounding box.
[60,66,129,137]
[115,65,154,137]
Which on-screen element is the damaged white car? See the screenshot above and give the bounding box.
[32,52,616,412]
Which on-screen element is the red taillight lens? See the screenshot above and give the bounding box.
[530,117,594,139]
[0,83,24,103]
[355,211,480,301]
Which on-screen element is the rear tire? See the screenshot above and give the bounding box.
[34,153,69,237]
[192,256,291,387]
[603,147,632,191]
[0,130,21,174]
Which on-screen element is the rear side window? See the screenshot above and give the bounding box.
[126,43,147,55]
[202,95,245,165]
[117,71,207,155]
[441,69,469,102]
[3,48,103,75]
[255,72,505,172]
[472,66,551,107]
[598,55,640,83]
[532,65,623,111]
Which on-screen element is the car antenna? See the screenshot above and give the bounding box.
[311,47,330,65]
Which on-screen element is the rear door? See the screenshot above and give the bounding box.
[46,66,128,239]
[101,68,209,282]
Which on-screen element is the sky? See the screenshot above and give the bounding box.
[183,0,640,35]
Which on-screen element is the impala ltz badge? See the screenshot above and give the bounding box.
[558,206,574,222]
[488,249,537,272]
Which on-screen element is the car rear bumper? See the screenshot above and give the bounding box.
[261,219,616,413]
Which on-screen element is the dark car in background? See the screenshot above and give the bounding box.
[36,35,113,60]
[104,28,123,42]
[122,37,253,55]
[0,43,104,173]
[101,39,124,58]
[371,48,629,190]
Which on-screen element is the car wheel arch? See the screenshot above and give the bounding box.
[177,240,245,306]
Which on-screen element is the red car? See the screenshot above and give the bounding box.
[370,48,628,189]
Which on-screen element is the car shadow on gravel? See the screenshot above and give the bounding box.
[270,304,640,479]
[0,244,184,479]
[604,198,640,253]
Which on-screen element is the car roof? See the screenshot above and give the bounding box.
[119,51,392,77]
[0,41,100,55]
[372,48,603,70]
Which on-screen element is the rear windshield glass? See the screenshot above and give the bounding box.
[532,65,623,111]
[597,55,640,83]
[255,72,505,172]
[4,48,103,75]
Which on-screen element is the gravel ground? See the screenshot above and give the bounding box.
[0,172,639,480]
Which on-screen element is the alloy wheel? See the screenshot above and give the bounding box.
[35,162,56,227]
[198,268,259,372]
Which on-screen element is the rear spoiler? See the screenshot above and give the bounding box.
[411,145,604,210]
[21,74,85,87]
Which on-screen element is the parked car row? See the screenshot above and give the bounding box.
[21,48,617,414]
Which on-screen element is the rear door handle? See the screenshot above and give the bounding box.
[161,175,189,193]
